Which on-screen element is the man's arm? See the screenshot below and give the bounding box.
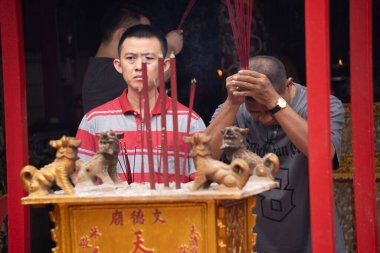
[232,69,337,159]
[205,100,240,159]
[205,75,245,159]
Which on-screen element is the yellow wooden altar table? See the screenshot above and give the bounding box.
[21,177,277,253]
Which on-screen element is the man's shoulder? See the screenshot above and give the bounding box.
[83,57,114,78]
[174,101,203,121]
[84,98,123,121]
[87,57,115,67]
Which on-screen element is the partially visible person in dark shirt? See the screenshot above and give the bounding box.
[82,3,183,114]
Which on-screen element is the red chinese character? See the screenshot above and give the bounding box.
[79,236,92,248]
[130,230,154,253]
[189,225,200,252]
[152,208,166,224]
[92,246,100,253]
[110,209,124,226]
[89,227,102,238]
[178,245,188,253]
[131,209,145,224]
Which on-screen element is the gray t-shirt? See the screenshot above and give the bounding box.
[212,83,346,253]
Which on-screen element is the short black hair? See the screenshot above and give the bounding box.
[249,55,288,94]
[100,3,148,42]
[117,24,168,57]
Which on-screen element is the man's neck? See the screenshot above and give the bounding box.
[126,88,160,116]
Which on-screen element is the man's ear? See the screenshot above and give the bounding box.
[113,59,122,74]
[286,77,293,87]
[163,58,170,73]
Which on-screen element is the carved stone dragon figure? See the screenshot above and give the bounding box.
[220,126,280,179]
[20,136,81,196]
[71,130,124,187]
[183,132,250,191]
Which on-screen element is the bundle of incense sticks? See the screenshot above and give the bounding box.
[141,57,156,190]
[158,54,169,187]
[177,0,197,30]
[182,78,197,176]
[117,150,129,183]
[226,0,253,69]
[140,54,182,189]
[120,142,132,184]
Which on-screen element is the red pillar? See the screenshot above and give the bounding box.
[0,0,30,252]
[305,0,336,252]
[350,0,378,252]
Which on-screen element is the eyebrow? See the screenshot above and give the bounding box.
[124,52,157,56]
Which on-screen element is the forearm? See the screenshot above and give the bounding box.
[273,106,336,158]
[205,100,240,159]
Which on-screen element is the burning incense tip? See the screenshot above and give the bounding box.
[170,52,175,59]
[142,56,147,64]
[191,78,197,84]
[158,53,164,59]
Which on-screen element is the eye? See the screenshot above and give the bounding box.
[125,55,136,63]
[144,55,156,62]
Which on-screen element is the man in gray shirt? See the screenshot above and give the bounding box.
[206,55,345,253]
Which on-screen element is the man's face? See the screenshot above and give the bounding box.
[244,97,277,126]
[114,37,163,92]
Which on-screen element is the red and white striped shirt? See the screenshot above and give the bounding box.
[76,89,206,183]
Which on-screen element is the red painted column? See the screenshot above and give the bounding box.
[0,0,30,252]
[305,0,336,252]
[350,0,378,252]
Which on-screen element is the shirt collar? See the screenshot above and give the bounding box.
[118,88,171,115]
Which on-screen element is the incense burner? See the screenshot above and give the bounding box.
[21,179,278,253]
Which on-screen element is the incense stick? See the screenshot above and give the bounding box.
[139,90,145,182]
[177,0,197,30]
[182,78,197,177]
[142,57,156,189]
[169,53,181,189]
[158,54,170,187]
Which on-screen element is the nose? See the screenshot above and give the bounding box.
[134,57,143,71]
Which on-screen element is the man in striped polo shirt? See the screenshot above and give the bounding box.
[76,24,206,183]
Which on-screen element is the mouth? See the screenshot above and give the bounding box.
[133,75,143,81]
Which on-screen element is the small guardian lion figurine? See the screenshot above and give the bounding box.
[71,130,124,187]
[20,136,81,196]
[221,126,280,179]
[183,132,250,191]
